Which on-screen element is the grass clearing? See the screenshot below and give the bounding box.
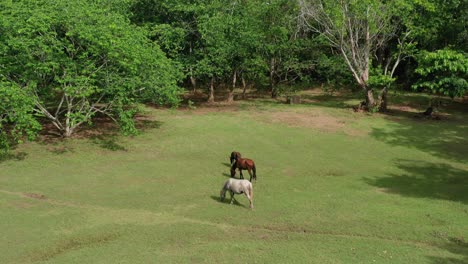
[1,91,467,263]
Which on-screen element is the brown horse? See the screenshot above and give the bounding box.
[230,152,257,182]
[230,151,241,167]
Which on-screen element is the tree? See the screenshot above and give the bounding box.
[0,0,181,137]
[196,1,236,103]
[253,0,305,98]
[0,80,41,153]
[129,0,201,92]
[413,49,468,98]
[393,0,467,97]
[298,0,395,109]
[374,30,417,111]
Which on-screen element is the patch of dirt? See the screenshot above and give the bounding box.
[183,102,241,115]
[321,169,346,177]
[382,107,454,123]
[8,201,34,209]
[38,112,162,144]
[301,98,320,104]
[344,128,369,137]
[29,233,119,262]
[23,193,47,200]
[388,105,421,113]
[282,168,295,177]
[47,146,73,155]
[257,110,346,132]
[375,187,391,194]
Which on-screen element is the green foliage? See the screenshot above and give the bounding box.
[393,0,467,51]
[0,80,41,152]
[275,84,302,97]
[130,0,317,96]
[314,52,353,87]
[413,49,468,98]
[368,66,396,89]
[0,0,181,136]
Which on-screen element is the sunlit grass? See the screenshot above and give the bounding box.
[1,93,467,263]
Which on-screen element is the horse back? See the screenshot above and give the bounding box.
[240,158,255,168]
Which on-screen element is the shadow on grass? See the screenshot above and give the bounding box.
[429,238,468,264]
[38,114,163,143]
[47,145,74,155]
[222,172,248,180]
[90,135,127,151]
[299,93,358,109]
[134,119,163,131]
[0,151,27,163]
[370,118,468,163]
[364,160,468,204]
[209,195,246,208]
[221,162,232,168]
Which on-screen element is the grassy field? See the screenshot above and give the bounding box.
[1,90,467,263]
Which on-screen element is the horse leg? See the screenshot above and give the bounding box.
[229,191,235,205]
[239,169,244,179]
[247,168,253,182]
[245,192,253,209]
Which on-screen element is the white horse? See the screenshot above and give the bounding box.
[220,178,254,209]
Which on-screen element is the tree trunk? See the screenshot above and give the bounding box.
[270,58,277,98]
[64,114,73,137]
[64,126,73,137]
[241,76,247,99]
[227,71,236,103]
[363,16,375,110]
[189,42,196,93]
[64,96,73,137]
[207,77,215,103]
[190,75,196,93]
[378,87,388,112]
[366,88,376,109]
[271,89,278,98]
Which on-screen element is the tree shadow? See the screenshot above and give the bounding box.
[47,145,74,155]
[37,114,163,145]
[0,151,27,163]
[134,118,163,131]
[209,195,245,208]
[428,237,468,264]
[298,93,358,109]
[370,117,468,163]
[364,160,468,204]
[90,135,127,152]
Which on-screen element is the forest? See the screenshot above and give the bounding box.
[1,0,467,148]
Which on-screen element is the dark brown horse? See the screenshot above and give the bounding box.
[230,152,257,182]
[230,151,241,167]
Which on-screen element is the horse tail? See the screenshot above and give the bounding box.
[252,163,257,181]
[248,182,253,208]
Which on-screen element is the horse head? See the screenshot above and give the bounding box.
[230,151,241,164]
[220,188,227,201]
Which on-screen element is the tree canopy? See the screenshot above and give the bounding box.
[0,0,466,150]
[0,0,181,139]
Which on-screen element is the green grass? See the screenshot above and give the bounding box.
[1,93,467,263]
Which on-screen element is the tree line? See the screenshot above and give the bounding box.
[1,0,466,151]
